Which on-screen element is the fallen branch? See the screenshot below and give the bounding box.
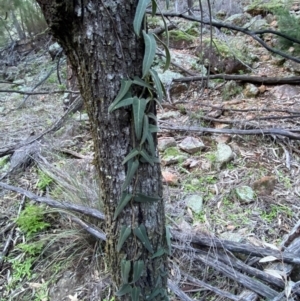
[0,89,79,95]
[148,11,300,64]
[0,95,83,158]
[159,121,300,140]
[0,181,105,221]
[171,230,300,265]
[173,74,300,85]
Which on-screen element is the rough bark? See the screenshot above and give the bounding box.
[35,0,167,299]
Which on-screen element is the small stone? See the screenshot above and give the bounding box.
[220,232,244,243]
[186,194,203,214]
[158,137,176,152]
[244,83,259,97]
[258,85,266,93]
[252,176,276,196]
[179,136,205,154]
[162,147,188,166]
[235,186,255,204]
[158,111,180,120]
[215,143,234,166]
[162,171,179,186]
[215,135,232,144]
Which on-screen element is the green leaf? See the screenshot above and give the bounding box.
[151,248,166,259]
[113,193,133,220]
[151,0,157,16]
[131,287,141,301]
[140,149,154,166]
[111,97,134,111]
[132,76,153,90]
[146,288,163,300]
[116,225,132,251]
[147,112,157,122]
[121,259,131,284]
[153,34,171,72]
[146,132,156,156]
[122,159,139,191]
[133,0,150,36]
[122,148,140,165]
[166,226,172,255]
[132,260,144,283]
[149,124,160,133]
[134,193,160,202]
[132,97,147,140]
[116,284,132,296]
[108,80,132,113]
[142,31,157,78]
[149,69,164,102]
[165,0,170,9]
[133,224,153,253]
[140,115,149,146]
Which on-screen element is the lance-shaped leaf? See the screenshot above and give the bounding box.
[153,34,171,72]
[111,97,134,111]
[147,288,163,300]
[134,193,160,203]
[133,224,153,253]
[149,69,164,102]
[140,115,149,146]
[132,76,153,90]
[151,0,157,16]
[140,149,154,166]
[165,0,170,9]
[116,284,132,296]
[142,31,157,78]
[147,112,157,122]
[116,225,132,251]
[122,159,139,191]
[131,287,141,301]
[166,226,171,255]
[146,132,156,156]
[122,148,140,165]
[113,193,133,220]
[132,260,144,283]
[151,248,166,259]
[133,0,150,36]
[149,124,159,133]
[121,259,131,284]
[108,80,132,113]
[132,97,147,140]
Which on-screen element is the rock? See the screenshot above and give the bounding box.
[162,147,188,165]
[13,79,25,85]
[73,112,89,121]
[178,136,205,154]
[220,232,244,243]
[252,176,276,196]
[224,13,251,26]
[284,60,300,73]
[158,111,180,120]
[215,135,232,144]
[4,66,19,82]
[162,170,179,185]
[186,194,203,214]
[215,143,234,167]
[155,68,183,86]
[243,83,259,97]
[49,42,63,60]
[235,186,255,204]
[270,84,300,99]
[158,137,176,152]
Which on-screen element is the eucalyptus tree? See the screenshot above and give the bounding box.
[35,0,169,300]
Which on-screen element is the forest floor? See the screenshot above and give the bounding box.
[1,10,300,301]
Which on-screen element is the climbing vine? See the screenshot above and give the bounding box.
[108,0,171,300]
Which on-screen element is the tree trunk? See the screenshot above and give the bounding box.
[35,1,168,299]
